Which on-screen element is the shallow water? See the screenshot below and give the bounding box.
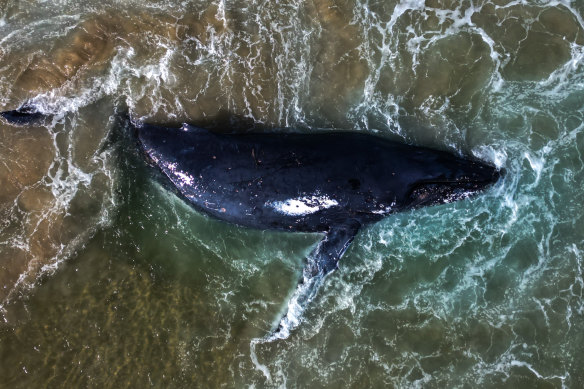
[0,0,583,387]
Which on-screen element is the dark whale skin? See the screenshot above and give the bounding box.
[135,123,500,236]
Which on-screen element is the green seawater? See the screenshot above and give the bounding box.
[0,0,584,387]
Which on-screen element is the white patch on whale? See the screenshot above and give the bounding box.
[269,195,338,216]
[164,161,194,186]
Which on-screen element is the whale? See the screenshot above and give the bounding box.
[132,121,502,337]
[1,107,502,337]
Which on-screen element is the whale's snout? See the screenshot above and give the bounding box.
[406,155,503,209]
[470,163,502,188]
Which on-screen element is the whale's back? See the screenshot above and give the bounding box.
[136,124,409,232]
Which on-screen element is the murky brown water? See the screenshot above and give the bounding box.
[1,0,583,387]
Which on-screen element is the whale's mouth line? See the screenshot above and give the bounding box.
[410,179,496,193]
[407,170,502,208]
[415,172,501,187]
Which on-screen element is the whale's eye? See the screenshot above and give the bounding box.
[348,178,360,190]
[408,182,479,208]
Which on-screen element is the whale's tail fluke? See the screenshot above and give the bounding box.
[270,220,361,340]
[1,98,132,127]
[0,103,51,126]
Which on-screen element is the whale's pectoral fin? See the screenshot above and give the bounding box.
[271,220,361,340]
[306,220,361,277]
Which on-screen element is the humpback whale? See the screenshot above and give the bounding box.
[133,121,502,337]
[1,107,502,337]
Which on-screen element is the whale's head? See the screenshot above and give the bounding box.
[402,149,502,209]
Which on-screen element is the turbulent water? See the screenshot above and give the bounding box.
[0,0,583,387]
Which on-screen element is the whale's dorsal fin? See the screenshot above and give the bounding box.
[271,220,361,339]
